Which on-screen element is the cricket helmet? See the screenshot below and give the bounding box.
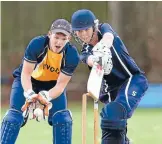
[71,9,98,31]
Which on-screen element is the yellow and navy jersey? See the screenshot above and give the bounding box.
[13,35,80,89]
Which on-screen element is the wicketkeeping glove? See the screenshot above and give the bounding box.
[21,89,38,112]
[21,89,52,118]
[37,91,52,116]
[33,101,52,121]
[22,100,52,122]
[22,102,36,120]
[24,89,38,102]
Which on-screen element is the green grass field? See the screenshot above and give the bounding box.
[1,102,162,144]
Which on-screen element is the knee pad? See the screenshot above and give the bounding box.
[52,109,72,144]
[101,129,126,144]
[48,115,53,126]
[1,109,24,144]
[100,102,127,130]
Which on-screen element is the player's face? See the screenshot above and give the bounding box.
[49,32,69,53]
[75,27,93,44]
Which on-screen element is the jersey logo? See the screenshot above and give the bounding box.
[132,91,137,96]
[43,64,60,74]
[31,49,63,81]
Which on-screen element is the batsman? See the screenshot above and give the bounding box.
[71,9,148,144]
[1,19,80,144]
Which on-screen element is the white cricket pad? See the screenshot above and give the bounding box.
[87,63,104,100]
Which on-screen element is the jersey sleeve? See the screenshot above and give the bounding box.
[24,36,45,63]
[80,45,93,64]
[99,23,114,35]
[61,45,80,76]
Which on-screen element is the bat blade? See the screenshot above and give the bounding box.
[87,63,104,100]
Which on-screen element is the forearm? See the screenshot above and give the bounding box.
[21,72,33,92]
[48,84,64,100]
[38,73,71,104]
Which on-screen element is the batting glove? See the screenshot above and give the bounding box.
[102,55,113,75]
[99,38,113,49]
[92,42,113,75]
[87,55,100,65]
[93,42,112,57]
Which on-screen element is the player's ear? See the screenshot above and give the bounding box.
[68,35,72,41]
[48,31,52,38]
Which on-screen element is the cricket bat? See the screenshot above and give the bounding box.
[87,62,104,100]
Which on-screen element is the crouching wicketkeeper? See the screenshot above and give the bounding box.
[1,19,80,144]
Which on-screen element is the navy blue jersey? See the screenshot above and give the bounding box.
[13,35,80,89]
[80,23,144,92]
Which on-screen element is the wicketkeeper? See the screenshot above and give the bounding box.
[1,19,80,144]
[71,9,148,144]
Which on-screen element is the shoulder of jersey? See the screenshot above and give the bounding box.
[29,35,48,50]
[66,42,78,53]
[99,23,111,29]
[30,35,48,45]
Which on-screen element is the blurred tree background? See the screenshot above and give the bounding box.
[1,1,162,103]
